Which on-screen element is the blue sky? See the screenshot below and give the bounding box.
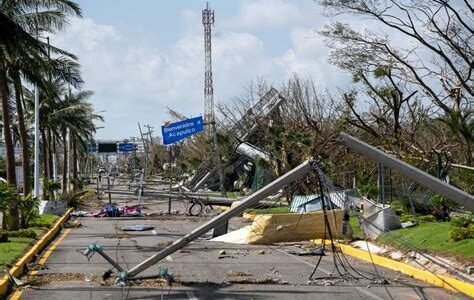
[53,0,351,139]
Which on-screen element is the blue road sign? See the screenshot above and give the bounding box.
[161,116,204,145]
[118,143,135,152]
[87,145,97,153]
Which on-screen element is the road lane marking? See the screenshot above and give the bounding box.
[30,219,79,275]
[186,291,198,300]
[8,219,79,299]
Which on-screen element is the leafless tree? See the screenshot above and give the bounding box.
[319,0,473,164]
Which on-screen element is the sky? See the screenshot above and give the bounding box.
[52,0,352,140]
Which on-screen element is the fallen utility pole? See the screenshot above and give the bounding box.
[340,133,474,211]
[127,158,314,277]
[105,189,283,207]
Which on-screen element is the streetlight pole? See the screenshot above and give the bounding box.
[33,14,41,198]
[33,36,51,198]
[33,83,40,197]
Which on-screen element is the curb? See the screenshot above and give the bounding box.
[313,239,474,298]
[0,208,74,297]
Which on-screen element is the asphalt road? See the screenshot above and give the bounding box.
[11,209,468,300]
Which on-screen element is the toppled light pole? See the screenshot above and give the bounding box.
[127,158,314,277]
[339,132,474,211]
[82,158,315,281]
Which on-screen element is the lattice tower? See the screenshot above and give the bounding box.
[202,2,215,130]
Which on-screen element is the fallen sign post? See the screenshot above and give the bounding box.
[161,116,204,145]
[162,116,205,214]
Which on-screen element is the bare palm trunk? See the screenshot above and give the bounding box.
[61,126,68,193]
[72,133,78,192]
[40,128,49,199]
[52,136,57,200]
[11,69,31,196]
[47,128,54,179]
[41,129,48,178]
[1,68,19,230]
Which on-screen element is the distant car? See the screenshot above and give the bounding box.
[98,168,106,174]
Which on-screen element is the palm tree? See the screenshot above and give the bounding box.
[68,92,103,192]
[1,0,81,228]
[27,88,102,193]
[57,90,102,192]
[0,6,45,229]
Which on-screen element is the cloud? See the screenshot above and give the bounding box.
[50,3,349,139]
[53,17,269,139]
[224,0,322,30]
[55,18,119,51]
[273,27,349,89]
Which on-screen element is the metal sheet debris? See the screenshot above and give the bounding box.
[122,225,155,231]
[359,198,401,240]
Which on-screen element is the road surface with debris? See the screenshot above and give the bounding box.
[10,202,468,300]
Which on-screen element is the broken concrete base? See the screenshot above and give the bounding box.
[39,200,68,215]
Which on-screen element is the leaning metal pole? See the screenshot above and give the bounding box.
[340,132,474,211]
[126,158,315,277]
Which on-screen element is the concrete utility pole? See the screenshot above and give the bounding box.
[126,158,316,277]
[137,122,148,177]
[339,133,474,211]
[144,124,154,176]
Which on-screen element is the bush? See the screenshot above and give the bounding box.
[429,194,457,221]
[71,177,86,191]
[0,183,18,212]
[399,196,411,212]
[19,194,40,228]
[58,191,79,208]
[0,229,37,239]
[418,214,436,222]
[399,213,417,223]
[43,178,61,200]
[449,215,474,241]
[0,183,20,230]
[29,214,58,228]
[451,215,473,228]
[449,226,474,241]
[358,183,378,199]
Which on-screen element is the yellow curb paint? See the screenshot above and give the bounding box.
[312,239,474,298]
[0,208,74,297]
[8,290,23,300]
[30,219,78,276]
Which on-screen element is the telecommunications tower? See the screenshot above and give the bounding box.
[202,2,214,129]
[202,3,226,195]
